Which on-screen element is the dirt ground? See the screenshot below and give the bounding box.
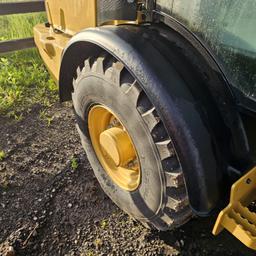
[0,102,255,256]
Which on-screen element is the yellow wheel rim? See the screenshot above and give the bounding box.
[88,105,141,191]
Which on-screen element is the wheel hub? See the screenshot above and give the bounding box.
[99,127,136,167]
[88,105,140,191]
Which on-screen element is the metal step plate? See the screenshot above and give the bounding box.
[213,167,256,250]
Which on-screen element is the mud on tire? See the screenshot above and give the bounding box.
[72,53,192,231]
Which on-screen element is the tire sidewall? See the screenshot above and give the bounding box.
[73,74,165,220]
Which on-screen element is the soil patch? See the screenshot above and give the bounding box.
[0,103,254,255]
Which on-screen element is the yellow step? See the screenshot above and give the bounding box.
[213,167,256,250]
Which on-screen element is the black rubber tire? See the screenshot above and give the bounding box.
[72,53,192,230]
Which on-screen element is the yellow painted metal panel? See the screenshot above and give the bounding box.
[45,0,97,35]
[34,24,71,81]
[213,167,256,250]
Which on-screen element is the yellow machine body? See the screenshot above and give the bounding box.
[33,0,141,82]
[34,0,97,81]
[213,167,256,250]
[44,0,97,35]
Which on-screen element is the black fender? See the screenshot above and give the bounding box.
[59,24,249,216]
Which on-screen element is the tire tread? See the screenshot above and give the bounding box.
[73,54,192,231]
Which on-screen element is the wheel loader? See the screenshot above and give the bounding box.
[34,0,256,250]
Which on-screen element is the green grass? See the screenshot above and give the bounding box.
[0,0,46,40]
[71,157,79,171]
[0,2,58,117]
[0,150,6,161]
[0,13,46,41]
[0,51,58,116]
